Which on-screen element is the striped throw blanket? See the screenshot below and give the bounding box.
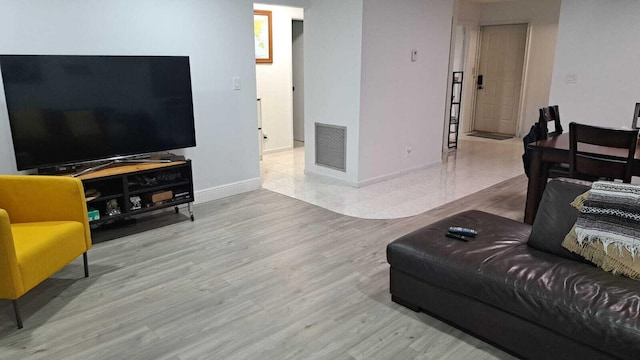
[575,181,640,258]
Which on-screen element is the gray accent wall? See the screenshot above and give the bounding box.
[0,0,260,197]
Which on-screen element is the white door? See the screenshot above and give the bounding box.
[473,24,527,135]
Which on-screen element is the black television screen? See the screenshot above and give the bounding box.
[0,55,196,170]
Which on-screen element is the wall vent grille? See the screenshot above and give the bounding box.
[315,123,346,172]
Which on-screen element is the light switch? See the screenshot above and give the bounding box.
[565,73,577,85]
[233,77,241,90]
[411,50,418,62]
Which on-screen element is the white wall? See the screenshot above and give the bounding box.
[0,0,260,200]
[452,25,465,72]
[256,0,309,8]
[457,0,480,22]
[254,4,303,154]
[304,0,363,185]
[358,0,455,184]
[550,0,640,129]
[478,0,561,135]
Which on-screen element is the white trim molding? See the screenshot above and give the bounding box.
[262,146,294,155]
[194,177,261,204]
[303,169,359,187]
[357,161,442,188]
[304,161,442,188]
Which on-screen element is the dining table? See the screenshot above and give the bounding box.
[523,132,640,224]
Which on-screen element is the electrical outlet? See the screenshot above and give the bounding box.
[405,145,413,157]
[565,73,577,85]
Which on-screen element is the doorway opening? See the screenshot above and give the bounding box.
[253,4,305,187]
[254,5,304,158]
[448,22,530,144]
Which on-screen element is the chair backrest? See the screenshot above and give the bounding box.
[538,105,563,139]
[633,103,640,129]
[522,122,544,177]
[569,122,639,183]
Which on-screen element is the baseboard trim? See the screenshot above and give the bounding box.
[303,169,359,187]
[194,177,261,204]
[357,161,441,187]
[263,146,293,155]
[303,161,442,188]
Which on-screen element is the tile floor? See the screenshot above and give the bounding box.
[261,135,525,219]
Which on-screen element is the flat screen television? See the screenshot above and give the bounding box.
[0,55,196,171]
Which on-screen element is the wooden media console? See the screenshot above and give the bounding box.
[72,160,195,226]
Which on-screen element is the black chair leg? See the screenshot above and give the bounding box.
[83,252,89,278]
[12,300,23,329]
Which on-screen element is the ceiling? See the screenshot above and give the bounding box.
[462,0,517,3]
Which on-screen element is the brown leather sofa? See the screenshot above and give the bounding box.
[387,179,640,360]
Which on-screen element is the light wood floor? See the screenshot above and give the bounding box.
[0,175,528,360]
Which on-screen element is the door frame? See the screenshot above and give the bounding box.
[468,21,532,137]
[291,19,304,144]
[457,20,480,135]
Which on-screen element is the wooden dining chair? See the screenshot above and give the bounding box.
[533,106,571,177]
[539,105,563,140]
[632,103,640,129]
[569,122,639,183]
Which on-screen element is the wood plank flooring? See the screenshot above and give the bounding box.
[0,175,528,360]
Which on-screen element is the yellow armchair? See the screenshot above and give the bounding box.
[0,175,92,329]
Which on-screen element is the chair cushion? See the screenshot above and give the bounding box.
[527,178,591,261]
[11,221,87,293]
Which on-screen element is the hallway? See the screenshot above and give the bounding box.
[261,135,524,219]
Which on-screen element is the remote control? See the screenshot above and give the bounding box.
[448,227,477,237]
[445,232,468,242]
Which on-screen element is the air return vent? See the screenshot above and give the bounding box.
[315,123,346,172]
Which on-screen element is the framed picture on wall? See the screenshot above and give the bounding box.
[254,10,273,64]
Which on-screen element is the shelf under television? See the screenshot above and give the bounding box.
[87,193,123,204]
[75,160,195,230]
[88,197,192,225]
[128,180,191,196]
[129,197,193,216]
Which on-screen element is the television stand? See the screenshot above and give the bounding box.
[71,158,171,178]
[94,217,138,230]
[72,160,195,231]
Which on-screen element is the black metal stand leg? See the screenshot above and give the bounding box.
[12,300,23,329]
[83,252,89,278]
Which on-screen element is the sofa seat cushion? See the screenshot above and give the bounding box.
[12,221,87,293]
[479,244,640,359]
[387,210,531,300]
[387,210,640,359]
